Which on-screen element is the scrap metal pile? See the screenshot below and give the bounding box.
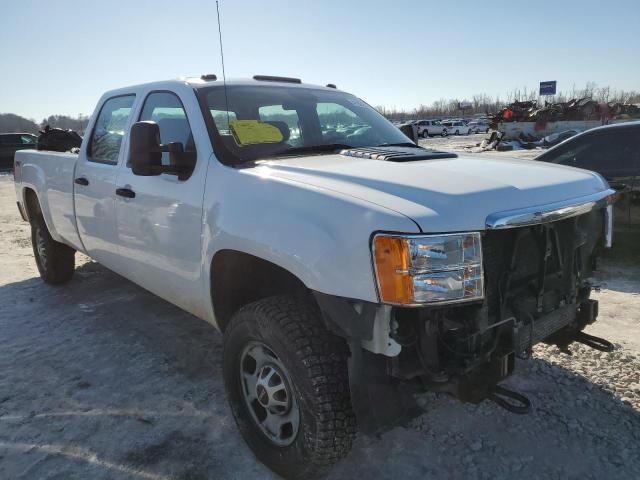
[476,130,581,152]
[493,98,640,123]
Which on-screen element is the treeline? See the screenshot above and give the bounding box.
[3,83,639,132]
[0,114,40,134]
[0,113,90,135]
[376,83,640,121]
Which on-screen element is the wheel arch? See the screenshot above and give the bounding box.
[22,187,42,221]
[210,249,311,332]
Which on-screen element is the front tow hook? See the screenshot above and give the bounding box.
[488,385,532,414]
[574,331,615,352]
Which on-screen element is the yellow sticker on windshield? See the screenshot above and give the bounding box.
[229,120,284,145]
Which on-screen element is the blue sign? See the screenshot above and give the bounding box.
[540,81,557,96]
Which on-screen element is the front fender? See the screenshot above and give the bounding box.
[202,162,420,316]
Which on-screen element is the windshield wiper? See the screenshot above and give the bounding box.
[272,143,354,157]
[375,142,421,148]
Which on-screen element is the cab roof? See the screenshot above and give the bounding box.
[104,75,340,97]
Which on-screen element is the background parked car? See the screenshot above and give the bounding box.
[441,121,472,135]
[468,120,491,134]
[536,121,639,229]
[416,120,448,137]
[0,133,37,169]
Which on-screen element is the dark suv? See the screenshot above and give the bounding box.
[0,133,37,170]
[536,122,639,228]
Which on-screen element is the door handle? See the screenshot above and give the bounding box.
[116,188,136,199]
[74,177,89,186]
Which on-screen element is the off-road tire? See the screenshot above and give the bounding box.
[31,214,75,284]
[223,295,356,479]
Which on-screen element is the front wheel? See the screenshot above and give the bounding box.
[422,129,429,138]
[441,129,448,137]
[223,295,356,479]
[455,129,460,135]
[31,215,75,284]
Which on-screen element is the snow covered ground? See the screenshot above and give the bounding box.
[0,171,638,479]
[419,132,544,160]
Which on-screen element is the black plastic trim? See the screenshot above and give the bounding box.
[312,291,378,341]
[253,75,301,84]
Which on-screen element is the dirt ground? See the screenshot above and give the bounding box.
[0,166,639,479]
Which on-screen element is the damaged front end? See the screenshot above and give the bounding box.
[316,189,616,434]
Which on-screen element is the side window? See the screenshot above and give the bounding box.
[20,135,36,145]
[88,95,135,164]
[543,135,599,170]
[139,92,196,169]
[598,131,639,176]
[544,131,638,176]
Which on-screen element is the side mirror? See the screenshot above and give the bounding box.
[398,123,419,144]
[130,121,162,176]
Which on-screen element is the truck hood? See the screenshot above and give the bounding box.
[252,153,610,232]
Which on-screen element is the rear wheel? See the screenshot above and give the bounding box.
[31,215,75,284]
[223,295,356,479]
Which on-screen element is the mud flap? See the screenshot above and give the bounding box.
[347,343,422,435]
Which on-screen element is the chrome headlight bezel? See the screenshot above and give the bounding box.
[372,231,484,306]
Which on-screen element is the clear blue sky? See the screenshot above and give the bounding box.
[1,0,638,121]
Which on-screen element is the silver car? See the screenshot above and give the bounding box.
[416,120,448,137]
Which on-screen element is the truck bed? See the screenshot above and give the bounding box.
[14,149,83,251]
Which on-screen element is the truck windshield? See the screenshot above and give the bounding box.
[198,84,413,164]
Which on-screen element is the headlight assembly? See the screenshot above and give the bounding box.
[372,232,483,305]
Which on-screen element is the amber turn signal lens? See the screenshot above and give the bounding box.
[373,235,414,304]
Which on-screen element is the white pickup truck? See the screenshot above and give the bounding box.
[14,75,615,478]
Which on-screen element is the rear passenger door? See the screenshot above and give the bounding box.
[74,94,136,267]
[114,90,208,317]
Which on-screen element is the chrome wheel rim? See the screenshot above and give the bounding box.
[239,341,300,446]
[35,227,47,266]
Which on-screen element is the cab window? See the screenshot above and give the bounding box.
[88,95,135,164]
[138,91,197,176]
